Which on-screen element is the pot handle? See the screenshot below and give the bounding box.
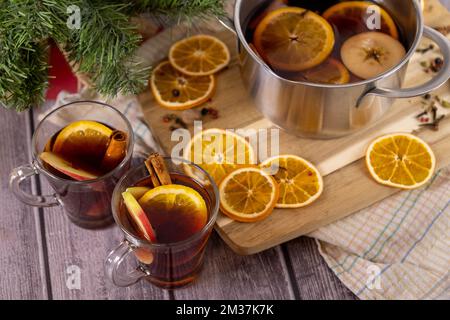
[364,26,450,100]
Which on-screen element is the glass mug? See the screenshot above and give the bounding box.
[9,101,134,229]
[105,158,220,289]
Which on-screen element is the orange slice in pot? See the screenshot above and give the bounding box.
[253,7,335,72]
[323,1,399,40]
[284,58,350,84]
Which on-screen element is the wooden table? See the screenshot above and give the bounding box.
[0,105,355,300]
[4,0,449,300]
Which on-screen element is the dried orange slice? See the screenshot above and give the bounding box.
[366,133,436,189]
[323,1,399,40]
[219,167,279,222]
[52,120,113,164]
[253,7,335,71]
[183,129,256,184]
[169,35,230,76]
[260,155,323,208]
[150,61,215,110]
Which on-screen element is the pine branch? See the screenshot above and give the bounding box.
[0,1,51,111]
[131,0,225,21]
[0,0,225,111]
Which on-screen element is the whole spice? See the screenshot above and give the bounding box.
[420,115,445,131]
[144,153,172,187]
[430,57,444,73]
[416,44,434,54]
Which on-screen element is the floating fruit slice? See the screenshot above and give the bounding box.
[122,191,157,242]
[260,155,323,208]
[52,120,113,165]
[125,186,151,200]
[248,0,288,30]
[366,133,436,189]
[253,7,335,71]
[323,1,399,40]
[40,152,99,181]
[341,32,406,79]
[183,128,256,184]
[139,185,208,243]
[219,167,279,222]
[150,61,215,110]
[169,35,230,76]
[286,58,350,84]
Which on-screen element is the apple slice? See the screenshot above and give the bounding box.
[40,152,98,181]
[125,187,151,200]
[122,191,157,242]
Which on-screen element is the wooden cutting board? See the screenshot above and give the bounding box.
[138,3,450,255]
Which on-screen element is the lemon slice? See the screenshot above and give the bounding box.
[260,155,323,208]
[366,133,436,189]
[219,167,279,222]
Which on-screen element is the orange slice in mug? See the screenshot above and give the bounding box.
[253,7,335,71]
[52,120,113,164]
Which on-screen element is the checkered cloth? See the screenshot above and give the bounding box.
[310,169,449,300]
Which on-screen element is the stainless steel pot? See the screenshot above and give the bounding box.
[220,0,450,138]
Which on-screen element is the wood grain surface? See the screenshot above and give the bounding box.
[1,0,448,300]
[0,110,47,299]
[0,104,353,300]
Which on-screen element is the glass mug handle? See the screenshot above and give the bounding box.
[105,240,149,287]
[9,162,60,207]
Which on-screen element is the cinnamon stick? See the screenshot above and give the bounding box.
[145,157,161,188]
[145,153,172,186]
[100,130,128,172]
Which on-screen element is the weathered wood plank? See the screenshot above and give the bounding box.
[285,238,356,300]
[0,109,47,299]
[173,234,295,300]
[32,104,169,299]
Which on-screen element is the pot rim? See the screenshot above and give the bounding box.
[234,0,424,89]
